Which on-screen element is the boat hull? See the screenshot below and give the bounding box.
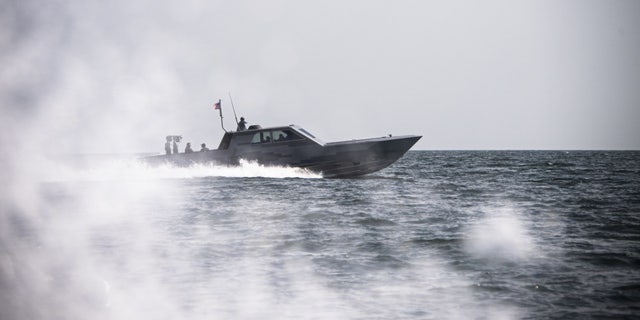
[144,125,421,178]
[295,136,421,178]
[144,127,421,178]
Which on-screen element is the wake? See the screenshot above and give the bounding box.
[42,158,322,182]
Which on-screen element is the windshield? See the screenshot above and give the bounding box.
[272,129,303,142]
[251,131,272,144]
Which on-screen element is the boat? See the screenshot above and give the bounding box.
[144,124,421,178]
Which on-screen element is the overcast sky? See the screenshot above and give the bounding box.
[2,0,639,153]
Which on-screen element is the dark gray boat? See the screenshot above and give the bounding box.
[144,124,421,178]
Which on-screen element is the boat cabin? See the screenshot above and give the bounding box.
[217,125,324,150]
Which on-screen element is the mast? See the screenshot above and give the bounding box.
[215,99,226,132]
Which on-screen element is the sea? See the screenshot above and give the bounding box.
[2,151,640,319]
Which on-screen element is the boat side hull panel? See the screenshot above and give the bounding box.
[143,133,421,178]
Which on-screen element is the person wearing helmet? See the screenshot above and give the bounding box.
[237,116,247,131]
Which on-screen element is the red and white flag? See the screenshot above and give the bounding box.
[214,100,221,110]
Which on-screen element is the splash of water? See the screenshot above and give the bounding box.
[42,157,322,182]
[464,206,537,262]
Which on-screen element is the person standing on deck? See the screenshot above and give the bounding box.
[237,117,247,131]
[165,136,172,155]
[172,138,179,154]
[185,142,194,153]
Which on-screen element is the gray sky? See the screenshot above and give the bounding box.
[2,0,639,152]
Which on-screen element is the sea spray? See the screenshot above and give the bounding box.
[464,206,537,262]
[41,157,322,182]
[3,151,639,319]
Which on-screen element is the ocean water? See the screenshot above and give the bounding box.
[2,151,640,319]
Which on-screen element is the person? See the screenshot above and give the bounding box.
[185,142,194,153]
[165,136,172,155]
[172,138,179,154]
[237,117,247,131]
[200,143,209,152]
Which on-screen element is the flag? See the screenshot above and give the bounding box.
[214,100,221,110]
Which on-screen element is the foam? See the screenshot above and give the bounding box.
[42,158,322,182]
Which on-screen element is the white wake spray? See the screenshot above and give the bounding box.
[42,157,322,182]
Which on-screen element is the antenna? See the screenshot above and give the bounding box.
[228,92,239,126]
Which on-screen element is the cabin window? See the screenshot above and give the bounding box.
[272,129,303,142]
[251,131,272,144]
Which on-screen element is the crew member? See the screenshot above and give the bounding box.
[172,138,179,154]
[237,117,247,131]
[165,136,172,155]
[185,142,194,153]
[200,143,209,152]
